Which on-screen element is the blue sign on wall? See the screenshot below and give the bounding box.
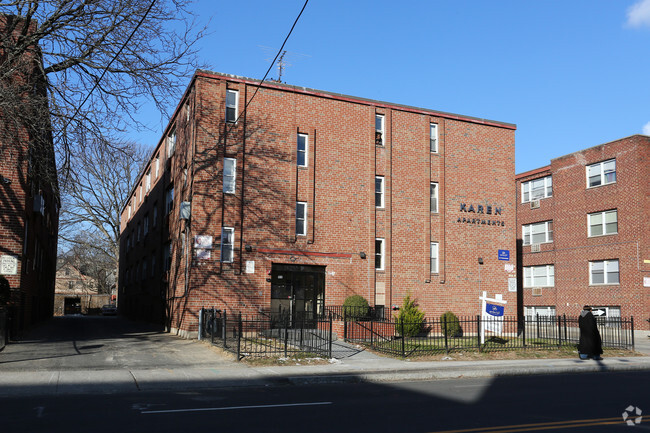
[498,250,510,261]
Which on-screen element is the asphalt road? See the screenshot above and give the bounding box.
[1,371,648,433]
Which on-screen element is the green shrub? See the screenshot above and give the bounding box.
[440,311,462,337]
[342,295,369,320]
[394,294,425,337]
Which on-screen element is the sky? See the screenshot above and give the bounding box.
[129,0,650,175]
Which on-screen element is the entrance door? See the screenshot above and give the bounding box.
[270,264,325,327]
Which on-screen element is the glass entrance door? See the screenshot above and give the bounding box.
[270,264,325,328]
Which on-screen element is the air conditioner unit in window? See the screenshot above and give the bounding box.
[530,243,541,253]
[530,199,540,209]
[33,194,45,216]
[532,287,542,296]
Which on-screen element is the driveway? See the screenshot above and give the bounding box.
[0,315,233,372]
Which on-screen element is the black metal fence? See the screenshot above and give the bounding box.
[345,315,635,358]
[324,305,385,321]
[0,308,7,351]
[200,308,334,361]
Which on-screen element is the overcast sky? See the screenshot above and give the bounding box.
[129,0,650,174]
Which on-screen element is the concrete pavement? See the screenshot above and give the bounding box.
[1,317,649,397]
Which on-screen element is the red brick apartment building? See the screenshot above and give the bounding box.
[516,135,649,329]
[0,15,59,335]
[119,70,517,337]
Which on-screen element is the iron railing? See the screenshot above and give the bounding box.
[200,308,333,361]
[344,315,635,357]
[324,305,385,321]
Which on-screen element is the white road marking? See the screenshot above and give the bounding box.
[141,401,332,414]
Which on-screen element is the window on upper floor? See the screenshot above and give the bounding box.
[430,182,438,213]
[223,157,236,194]
[588,210,617,237]
[375,114,385,146]
[153,203,158,228]
[522,221,553,245]
[587,159,616,188]
[375,176,385,208]
[375,238,385,271]
[144,213,149,236]
[155,155,160,178]
[430,123,438,153]
[430,242,439,274]
[589,259,619,285]
[226,89,238,123]
[521,176,552,203]
[297,133,308,167]
[165,186,174,215]
[167,128,176,158]
[221,227,234,263]
[145,169,151,193]
[523,265,555,287]
[296,202,307,236]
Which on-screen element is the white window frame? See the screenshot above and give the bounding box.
[430,123,438,153]
[296,202,307,236]
[155,155,160,179]
[375,176,385,208]
[375,238,385,271]
[589,259,619,285]
[525,306,556,319]
[587,159,616,188]
[588,209,618,237]
[522,221,553,245]
[145,169,151,193]
[165,187,174,215]
[221,227,234,263]
[430,182,438,213]
[521,176,552,203]
[226,89,238,123]
[223,157,236,194]
[167,128,176,158]
[375,114,385,146]
[430,242,439,274]
[523,265,555,287]
[297,133,308,167]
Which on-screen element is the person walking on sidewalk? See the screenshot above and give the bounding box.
[578,306,603,360]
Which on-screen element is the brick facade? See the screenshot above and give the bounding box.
[0,15,59,335]
[516,135,650,329]
[119,70,517,337]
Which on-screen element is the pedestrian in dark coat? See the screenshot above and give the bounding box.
[578,306,603,360]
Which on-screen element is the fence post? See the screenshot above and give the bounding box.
[536,314,540,341]
[343,310,347,341]
[401,318,406,358]
[522,315,527,348]
[562,314,567,345]
[236,313,242,362]
[477,315,482,352]
[284,316,289,358]
[328,314,333,359]
[630,316,635,350]
[222,310,227,349]
[198,307,203,341]
[370,319,374,348]
[557,315,562,348]
[443,315,449,355]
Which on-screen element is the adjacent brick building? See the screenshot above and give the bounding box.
[0,15,59,335]
[119,70,517,337]
[516,135,650,329]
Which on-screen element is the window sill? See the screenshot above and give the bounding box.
[589,283,620,287]
[586,182,616,190]
[588,233,618,238]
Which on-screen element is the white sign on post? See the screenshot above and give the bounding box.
[479,291,507,344]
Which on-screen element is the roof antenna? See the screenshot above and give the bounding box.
[259,46,311,83]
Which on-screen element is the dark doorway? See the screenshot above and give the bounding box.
[64,297,81,315]
[270,264,325,327]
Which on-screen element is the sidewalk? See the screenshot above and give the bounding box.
[2,332,649,397]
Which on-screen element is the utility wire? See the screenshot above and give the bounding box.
[229,0,309,127]
[56,0,158,140]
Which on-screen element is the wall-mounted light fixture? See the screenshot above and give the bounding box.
[359,252,367,259]
[245,245,253,252]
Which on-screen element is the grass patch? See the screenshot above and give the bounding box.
[240,353,333,366]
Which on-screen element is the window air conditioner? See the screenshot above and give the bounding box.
[530,243,541,253]
[530,199,540,209]
[532,287,542,296]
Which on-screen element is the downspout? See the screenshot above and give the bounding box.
[308,129,316,244]
[293,126,299,243]
[389,109,393,311]
[238,84,248,274]
[440,118,446,284]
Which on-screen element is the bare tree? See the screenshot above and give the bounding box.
[0,0,206,185]
[59,139,148,281]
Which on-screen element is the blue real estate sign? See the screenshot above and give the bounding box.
[498,250,510,261]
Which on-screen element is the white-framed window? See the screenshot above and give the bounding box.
[430,182,438,213]
[523,265,555,287]
[221,227,234,263]
[588,210,618,237]
[430,123,438,153]
[155,155,160,178]
[167,128,176,158]
[226,89,238,123]
[297,133,308,167]
[127,204,132,219]
[525,306,556,319]
[522,221,553,245]
[375,114,385,146]
[165,187,174,215]
[145,169,151,193]
[375,238,385,270]
[522,176,552,202]
[430,242,439,273]
[587,159,616,188]
[143,213,149,236]
[590,259,619,285]
[223,157,236,194]
[375,176,385,208]
[296,202,307,236]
